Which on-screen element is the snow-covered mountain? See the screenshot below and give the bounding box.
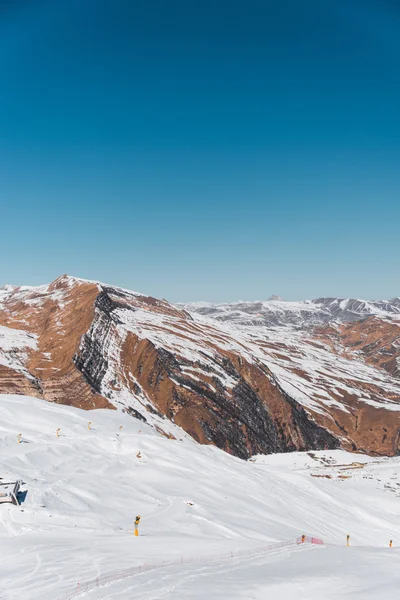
[179,296,400,328]
[2,394,400,600]
[1,275,400,459]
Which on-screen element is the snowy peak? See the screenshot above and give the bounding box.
[312,297,400,321]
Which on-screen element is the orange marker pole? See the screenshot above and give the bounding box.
[134,515,141,536]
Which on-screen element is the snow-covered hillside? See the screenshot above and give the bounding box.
[1,394,400,599]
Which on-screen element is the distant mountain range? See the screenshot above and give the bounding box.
[1,275,400,458]
[178,296,400,328]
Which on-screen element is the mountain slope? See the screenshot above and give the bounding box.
[1,276,400,457]
[1,395,400,600]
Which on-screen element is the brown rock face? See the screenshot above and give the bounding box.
[326,318,400,378]
[0,276,112,409]
[1,275,400,458]
[0,364,40,397]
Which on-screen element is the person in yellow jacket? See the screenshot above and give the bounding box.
[134,515,141,536]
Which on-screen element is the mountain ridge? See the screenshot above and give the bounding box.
[179,296,400,328]
[1,274,400,458]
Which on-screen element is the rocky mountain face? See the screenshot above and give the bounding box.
[1,276,400,459]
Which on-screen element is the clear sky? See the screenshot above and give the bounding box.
[1,0,399,302]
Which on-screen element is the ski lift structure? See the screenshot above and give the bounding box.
[0,480,22,506]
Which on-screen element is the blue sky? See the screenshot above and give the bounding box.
[1,0,399,302]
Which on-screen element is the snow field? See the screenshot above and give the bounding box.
[1,394,400,599]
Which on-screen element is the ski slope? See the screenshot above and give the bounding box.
[1,394,400,599]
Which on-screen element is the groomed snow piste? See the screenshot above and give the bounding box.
[1,394,400,599]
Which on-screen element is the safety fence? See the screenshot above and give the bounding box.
[297,535,324,545]
[59,535,323,599]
